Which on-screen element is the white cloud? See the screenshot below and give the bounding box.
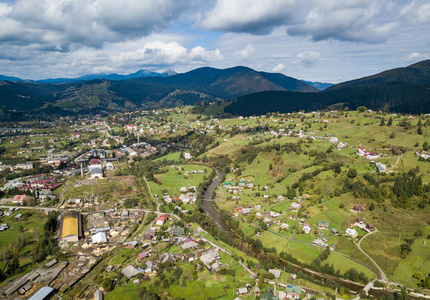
[400,0,430,25]
[0,0,187,50]
[287,0,398,43]
[235,44,255,60]
[114,41,222,66]
[406,52,428,62]
[190,46,223,62]
[295,51,320,66]
[272,64,286,73]
[201,0,296,34]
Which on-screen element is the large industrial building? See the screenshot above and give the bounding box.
[59,211,83,243]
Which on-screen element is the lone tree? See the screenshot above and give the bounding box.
[357,106,367,113]
[347,168,357,179]
[387,117,393,126]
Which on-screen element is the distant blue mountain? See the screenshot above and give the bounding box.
[36,69,177,83]
[301,80,333,91]
[0,75,24,82]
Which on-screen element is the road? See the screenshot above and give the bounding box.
[355,227,387,281]
[0,205,166,216]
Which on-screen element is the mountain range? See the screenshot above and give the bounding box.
[0,66,318,113]
[225,60,430,116]
[0,60,429,116]
[37,69,177,84]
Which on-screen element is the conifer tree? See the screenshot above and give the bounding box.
[387,117,393,126]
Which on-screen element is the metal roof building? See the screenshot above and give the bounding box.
[29,287,54,300]
[59,211,82,243]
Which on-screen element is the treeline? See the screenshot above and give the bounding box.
[341,168,430,208]
[225,82,430,116]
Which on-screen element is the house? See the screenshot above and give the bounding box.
[145,260,155,269]
[240,208,251,215]
[345,228,358,238]
[236,287,248,296]
[122,265,141,278]
[254,286,260,296]
[280,223,290,230]
[263,217,271,224]
[312,234,328,247]
[167,226,185,237]
[302,225,311,234]
[181,241,198,250]
[268,269,281,279]
[223,182,233,188]
[137,252,148,261]
[291,202,301,210]
[200,250,220,266]
[14,163,34,171]
[366,223,375,231]
[184,152,192,160]
[155,214,168,226]
[0,223,9,231]
[355,217,364,225]
[12,194,28,205]
[353,205,364,212]
[159,252,176,264]
[124,124,137,131]
[269,211,280,218]
[235,206,244,213]
[285,284,302,299]
[317,220,330,230]
[71,132,81,139]
[123,241,138,248]
[329,244,336,251]
[375,162,386,172]
[331,228,339,235]
[143,228,157,240]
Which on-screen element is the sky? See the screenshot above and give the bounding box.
[0,0,429,83]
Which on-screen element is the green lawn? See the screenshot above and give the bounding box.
[153,151,181,162]
[148,164,208,198]
[391,239,430,286]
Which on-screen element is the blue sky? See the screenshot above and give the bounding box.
[0,0,429,83]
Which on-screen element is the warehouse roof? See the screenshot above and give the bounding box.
[59,211,82,239]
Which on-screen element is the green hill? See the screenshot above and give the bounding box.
[141,66,318,98]
[327,59,430,91]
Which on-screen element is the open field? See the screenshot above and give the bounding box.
[148,164,208,198]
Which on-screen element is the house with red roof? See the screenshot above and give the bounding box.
[156,214,168,226]
[12,194,28,204]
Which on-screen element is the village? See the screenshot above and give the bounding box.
[0,108,430,299]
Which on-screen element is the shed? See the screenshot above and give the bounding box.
[92,232,107,244]
[29,287,54,300]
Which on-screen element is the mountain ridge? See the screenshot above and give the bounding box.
[0,66,316,113]
[140,66,318,98]
[326,59,430,91]
[225,60,430,116]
